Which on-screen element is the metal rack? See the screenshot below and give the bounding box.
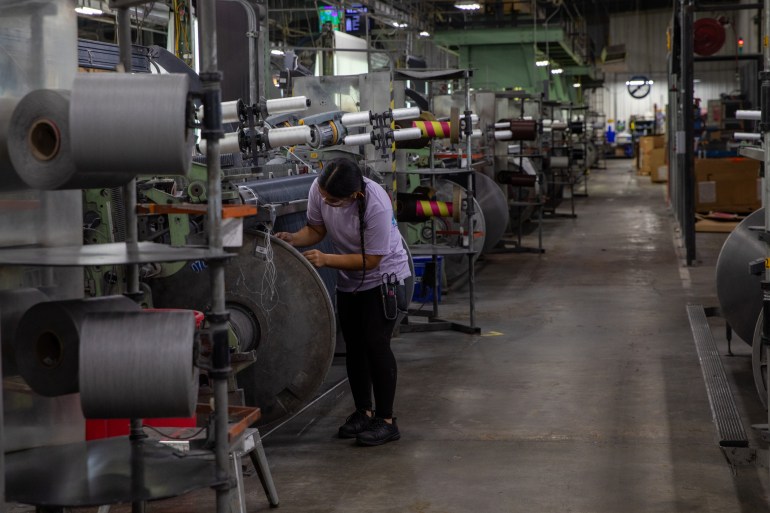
[496,92,546,254]
[393,69,480,335]
[3,2,235,512]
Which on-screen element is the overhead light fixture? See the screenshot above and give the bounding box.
[391,21,408,28]
[535,60,550,67]
[551,68,563,75]
[419,31,431,37]
[75,5,103,15]
[75,0,104,15]
[455,1,481,11]
[625,79,654,86]
[573,82,581,88]
[270,49,285,56]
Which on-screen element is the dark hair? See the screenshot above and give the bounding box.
[319,158,367,289]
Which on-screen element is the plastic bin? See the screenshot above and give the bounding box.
[412,256,442,303]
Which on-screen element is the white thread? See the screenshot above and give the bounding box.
[340,111,372,127]
[391,107,421,121]
[266,126,312,148]
[392,127,423,141]
[265,96,310,115]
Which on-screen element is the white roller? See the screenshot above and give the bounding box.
[461,114,479,126]
[392,127,423,142]
[221,100,242,124]
[736,110,762,121]
[340,111,372,127]
[461,128,482,140]
[343,132,374,145]
[495,130,513,141]
[199,131,240,155]
[734,132,762,141]
[265,125,312,148]
[494,121,511,129]
[551,121,568,130]
[550,156,569,168]
[391,107,421,121]
[265,96,310,115]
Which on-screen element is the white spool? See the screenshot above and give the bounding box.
[200,131,241,155]
[265,125,312,148]
[551,121,568,130]
[391,107,421,121]
[495,130,513,141]
[343,133,374,145]
[461,114,479,126]
[550,156,570,168]
[736,110,761,121]
[265,96,310,115]
[461,128,482,140]
[494,121,511,129]
[79,310,198,419]
[734,132,762,141]
[70,73,194,177]
[340,111,372,127]
[392,127,423,142]
[221,100,242,124]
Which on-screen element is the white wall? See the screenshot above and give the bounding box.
[587,5,755,128]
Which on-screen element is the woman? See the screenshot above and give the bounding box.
[275,157,410,446]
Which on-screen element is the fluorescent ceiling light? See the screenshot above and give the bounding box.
[551,68,563,75]
[625,79,654,86]
[455,2,481,10]
[391,21,408,28]
[535,60,550,67]
[419,31,430,37]
[271,49,285,56]
[75,6,103,15]
[573,83,581,88]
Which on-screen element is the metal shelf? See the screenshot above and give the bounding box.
[6,437,226,507]
[0,242,232,267]
[408,245,477,256]
[390,167,474,175]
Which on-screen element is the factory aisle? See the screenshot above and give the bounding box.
[81,159,769,513]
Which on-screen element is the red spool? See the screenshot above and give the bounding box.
[693,18,726,56]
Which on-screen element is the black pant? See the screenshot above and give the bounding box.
[337,285,399,419]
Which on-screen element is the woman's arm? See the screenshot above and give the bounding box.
[274,224,327,247]
[302,251,383,270]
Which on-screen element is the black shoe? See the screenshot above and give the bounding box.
[338,409,372,438]
[356,417,400,446]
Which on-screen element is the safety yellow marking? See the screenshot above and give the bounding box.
[481,331,504,337]
[765,35,769,48]
[765,258,770,269]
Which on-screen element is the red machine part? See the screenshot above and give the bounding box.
[693,18,726,56]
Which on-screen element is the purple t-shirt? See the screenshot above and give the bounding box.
[307,176,410,292]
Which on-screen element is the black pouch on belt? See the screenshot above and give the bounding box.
[381,273,399,320]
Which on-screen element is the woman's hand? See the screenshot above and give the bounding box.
[302,249,327,268]
[274,232,294,245]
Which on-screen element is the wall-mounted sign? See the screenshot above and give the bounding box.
[626,76,654,99]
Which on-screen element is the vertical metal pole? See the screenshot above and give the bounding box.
[117,9,145,513]
[198,1,231,512]
[464,71,476,329]
[761,0,770,479]
[681,0,696,265]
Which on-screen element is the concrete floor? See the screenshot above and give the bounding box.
[77,159,770,512]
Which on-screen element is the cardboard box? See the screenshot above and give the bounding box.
[695,158,761,213]
[652,164,668,183]
[640,147,666,175]
[638,135,665,153]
